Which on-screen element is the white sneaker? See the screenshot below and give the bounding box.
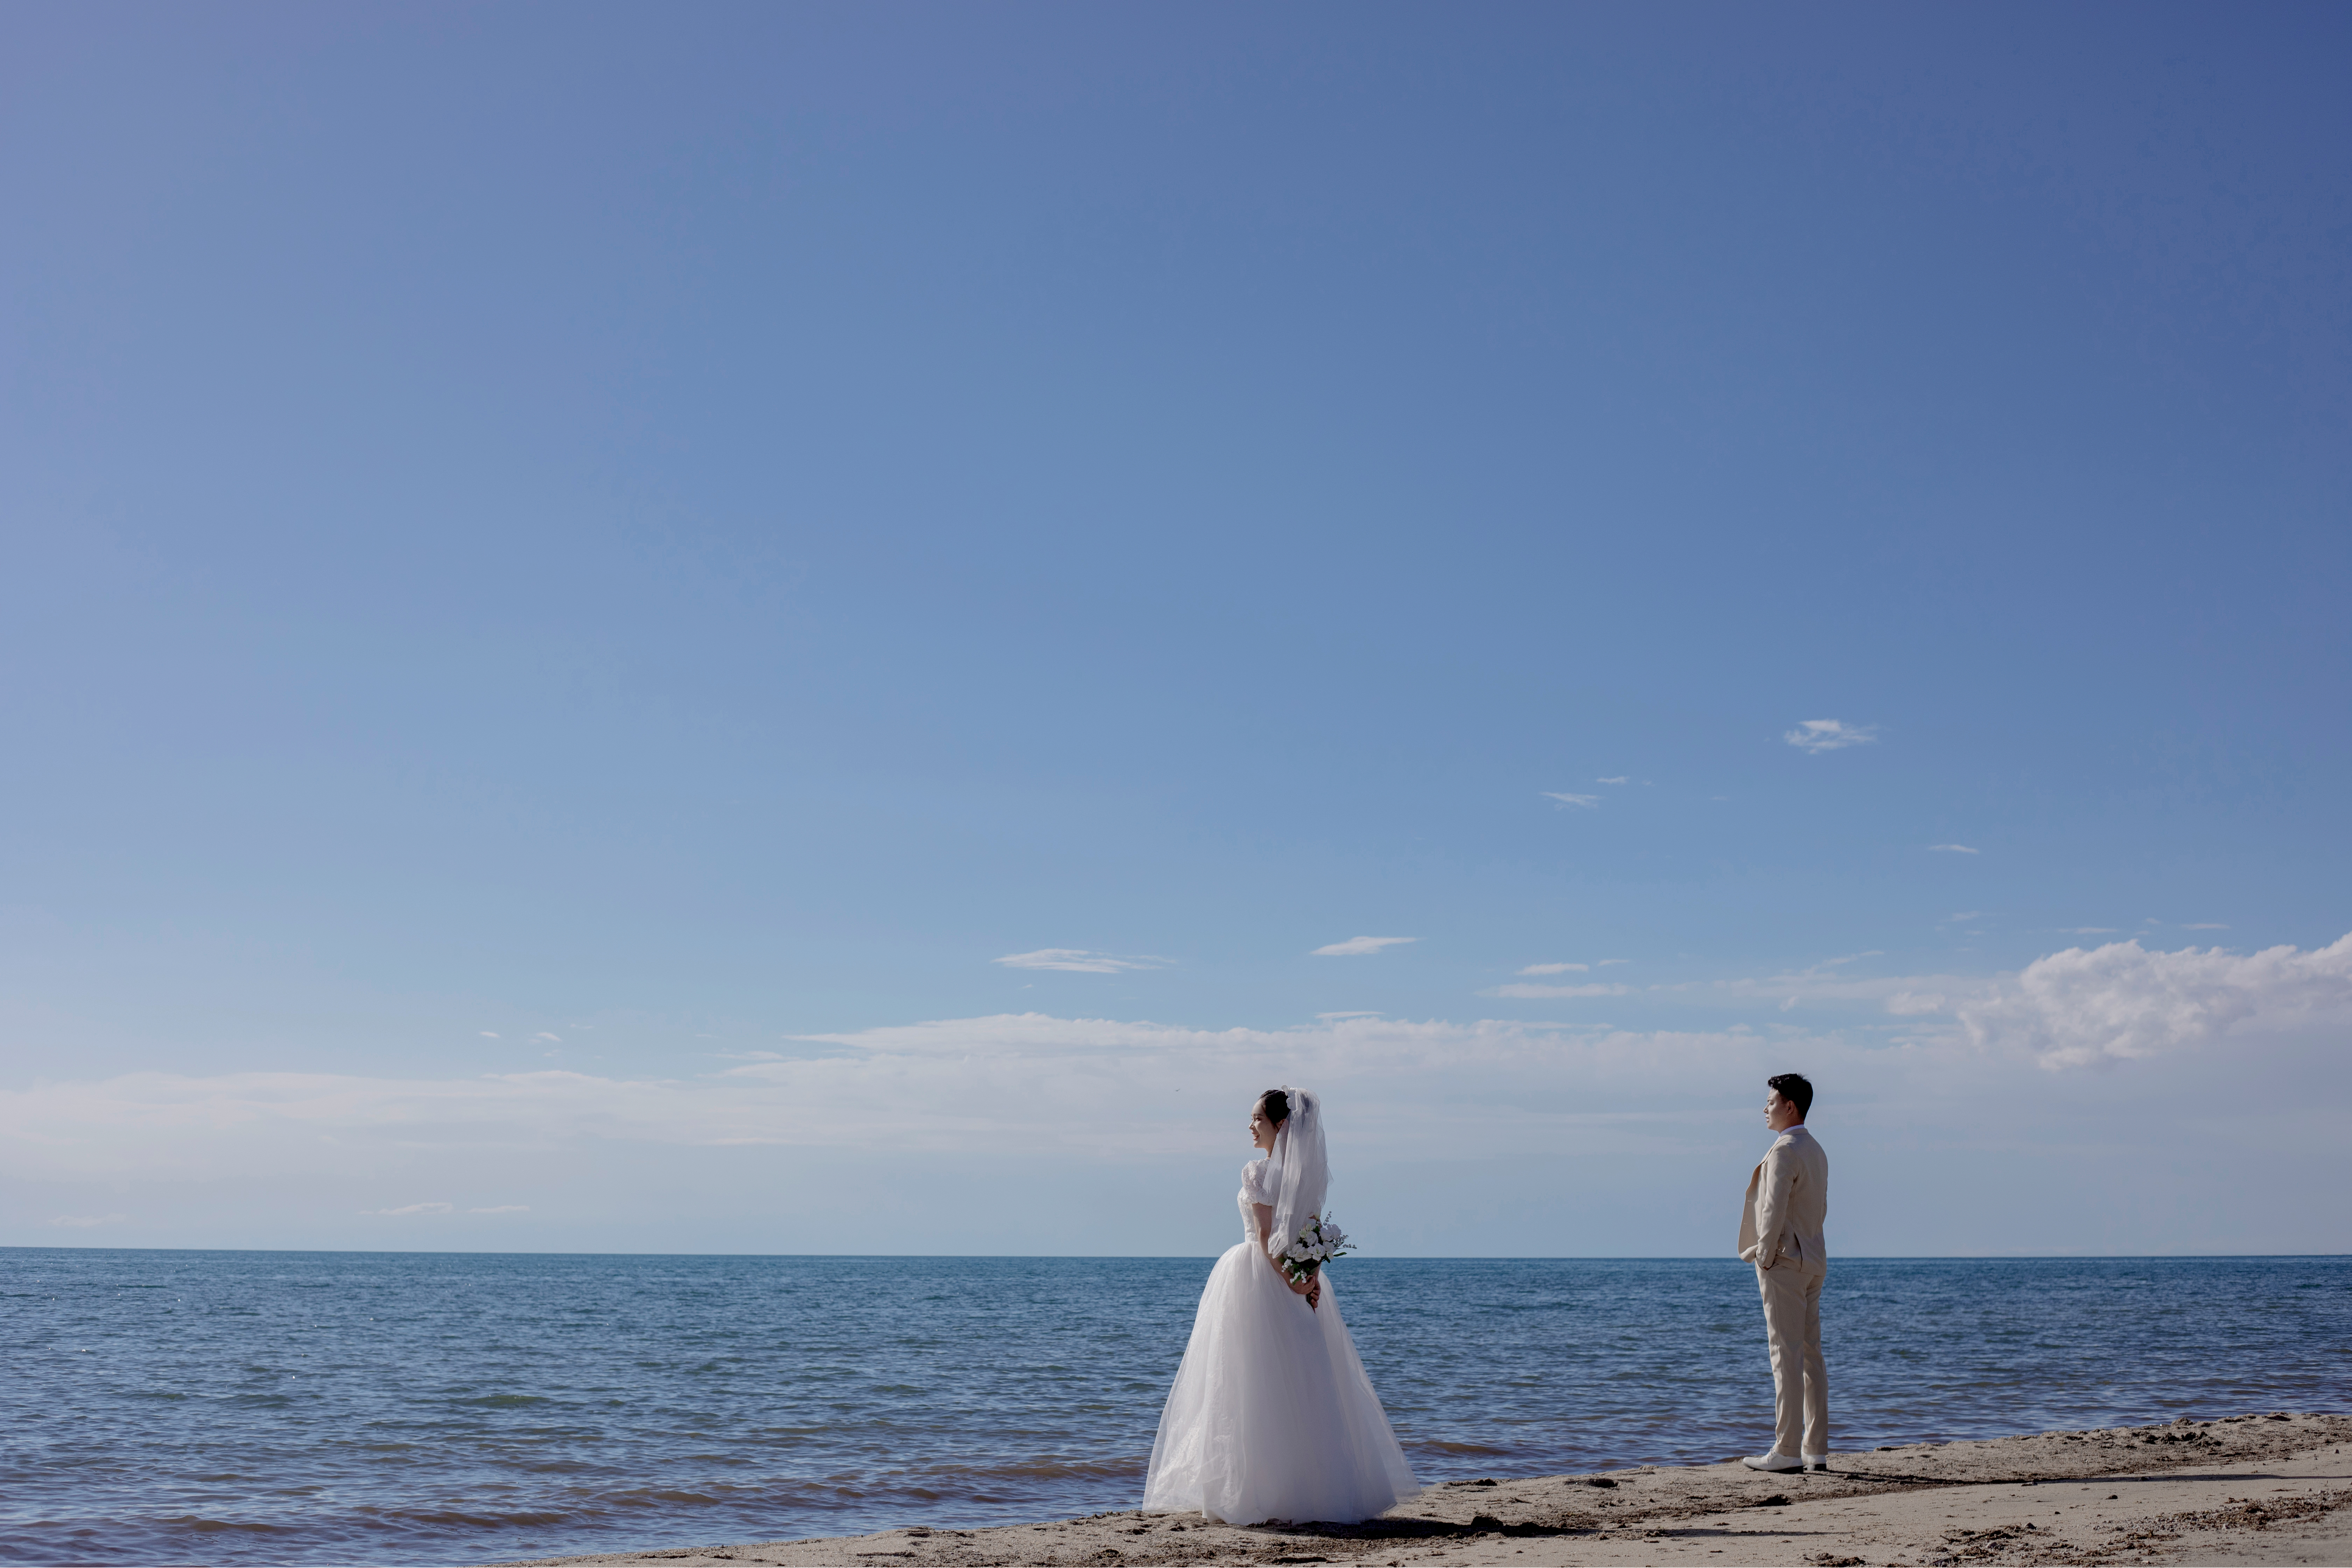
[1803,1453,1829,1470]
[1742,1452,1804,1473]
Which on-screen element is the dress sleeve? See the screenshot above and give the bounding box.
[1241,1159,1276,1205]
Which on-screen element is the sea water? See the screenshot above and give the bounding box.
[2,1250,2345,1566]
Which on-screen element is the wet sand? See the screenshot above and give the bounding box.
[496,1411,2351,1567]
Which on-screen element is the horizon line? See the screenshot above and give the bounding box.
[4,1245,2345,1261]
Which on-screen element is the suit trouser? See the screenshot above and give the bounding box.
[1756,1258,1827,1457]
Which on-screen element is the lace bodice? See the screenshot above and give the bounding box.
[1237,1157,1280,1246]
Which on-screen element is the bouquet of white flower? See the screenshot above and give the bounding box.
[1277,1213,1355,1286]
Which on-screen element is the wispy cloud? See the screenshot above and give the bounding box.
[2183,923,2230,931]
[0,1015,1839,1181]
[1930,844,1981,855]
[478,1031,500,1040]
[1483,982,1630,999]
[2065,927,2120,935]
[1596,776,1629,785]
[49,1213,127,1228]
[1715,969,1962,1014]
[1517,963,1587,975]
[7,955,2347,1257]
[363,1202,454,1216]
[532,1032,562,1043]
[1316,1010,1381,1021]
[1597,959,1630,967]
[993,949,1168,973]
[1708,951,1938,1015]
[1541,792,1601,808]
[1784,719,1878,754]
[468,1205,528,1214]
[1311,936,1417,957]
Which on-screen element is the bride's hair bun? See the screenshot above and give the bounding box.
[1256,1088,1290,1125]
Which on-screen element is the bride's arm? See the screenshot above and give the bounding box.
[1253,1203,1321,1305]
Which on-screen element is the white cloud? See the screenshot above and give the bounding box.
[1699,931,2352,1076]
[1710,952,1955,1015]
[6,980,2346,1254]
[1784,719,1878,753]
[0,1015,1764,1188]
[0,1015,1805,1177]
[1952,932,2352,1069]
[1596,776,1629,785]
[49,1213,127,1228]
[1316,1011,1381,1021]
[1884,992,1949,1015]
[1517,963,1588,975]
[532,1032,562,1043]
[1930,844,1981,855]
[1598,958,1630,967]
[2184,923,2230,931]
[1483,982,1630,999]
[478,1031,500,1040]
[1541,792,1601,808]
[469,1205,529,1214]
[2065,927,2120,935]
[1311,937,1416,957]
[993,949,1168,973]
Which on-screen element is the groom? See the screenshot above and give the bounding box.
[1737,1072,1828,1474]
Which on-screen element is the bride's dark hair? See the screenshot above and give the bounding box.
[1256,1088,1290,1125]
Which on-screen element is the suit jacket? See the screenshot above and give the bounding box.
[1737,1125,1828,1269]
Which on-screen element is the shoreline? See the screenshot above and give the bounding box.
[496,1410,2351,1567]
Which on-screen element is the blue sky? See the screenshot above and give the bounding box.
[5,3,2348,1256]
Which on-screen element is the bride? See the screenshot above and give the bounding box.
[1142,1086,1420,1525]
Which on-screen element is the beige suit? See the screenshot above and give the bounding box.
[1737,1125,1828,1457]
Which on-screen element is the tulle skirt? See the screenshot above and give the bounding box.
[1142,1242,1420,1525]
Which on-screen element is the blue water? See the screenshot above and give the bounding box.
[2,1251,2346,1566]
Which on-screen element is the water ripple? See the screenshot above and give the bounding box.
[0,1250,2343,1564]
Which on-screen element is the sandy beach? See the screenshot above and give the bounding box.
[496,1412,2350,1568]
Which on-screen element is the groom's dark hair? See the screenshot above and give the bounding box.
[1766,1073,1814,1119]
[1256,1088,1291,1125]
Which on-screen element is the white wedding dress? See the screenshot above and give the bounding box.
[1142,1091,1419,1525]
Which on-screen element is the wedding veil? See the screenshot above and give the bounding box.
[1267,1085,1329,1261]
